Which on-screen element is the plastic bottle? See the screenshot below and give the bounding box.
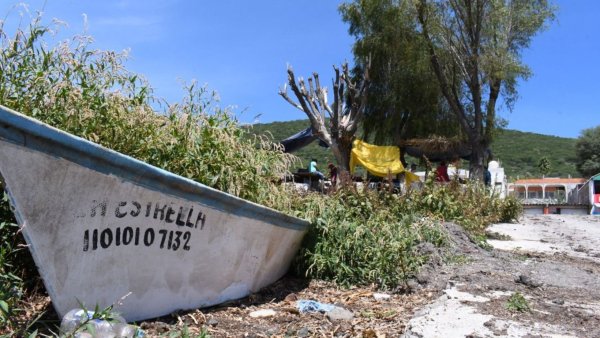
[89,318,117,338]
[60,309,93,336]
[113,323,139,338]
[59,308,141,338]
[74,333,93,338]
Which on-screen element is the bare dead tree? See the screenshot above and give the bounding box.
[279,62,369,175]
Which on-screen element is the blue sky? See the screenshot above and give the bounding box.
[2,1,598,138]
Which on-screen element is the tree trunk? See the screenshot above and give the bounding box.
[332,137,353,173]
[279,63,368,182]
[469,141,486,182]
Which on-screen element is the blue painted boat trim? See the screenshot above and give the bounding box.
[0,105,309,231]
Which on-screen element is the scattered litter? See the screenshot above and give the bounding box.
[296,300,354,320]
[297,300,335,313]
[326,306,354,321]
[60,308,143,338]
[373,293,391,301]
[249,309,277,318]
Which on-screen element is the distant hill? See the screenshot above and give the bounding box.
[248,119,334,172]
[492,129,577,179]
[248,119,579,180]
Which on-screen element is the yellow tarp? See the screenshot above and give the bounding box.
[350,139,420,184]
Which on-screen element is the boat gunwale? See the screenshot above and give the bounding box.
[0,105,309,231]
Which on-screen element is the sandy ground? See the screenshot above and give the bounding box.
[488,215,600,263]
[404,215,600,338]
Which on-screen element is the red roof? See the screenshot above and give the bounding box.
[513,177,586,184]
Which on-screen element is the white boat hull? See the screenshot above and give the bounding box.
[0,106,309,321]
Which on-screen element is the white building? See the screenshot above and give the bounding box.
[507,177,589,215]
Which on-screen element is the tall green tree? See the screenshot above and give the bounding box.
[575,126,600,178]
[415,0,555,180]
[340,0,457,147]
[538,156,551,176]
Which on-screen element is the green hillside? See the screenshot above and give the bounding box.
[248,120,334,171]
[248,119,579,180]
[492,129,577,179]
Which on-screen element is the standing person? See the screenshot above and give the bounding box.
[309,159,325,180]
[484,165,492,187]
[435,161,450,182]
[328,163,338,186]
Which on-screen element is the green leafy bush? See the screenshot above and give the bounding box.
[406,181,522,235]
[498,195,523,223]
[292,181,521,288]
[506,292,530,312]
[294,189,447,289]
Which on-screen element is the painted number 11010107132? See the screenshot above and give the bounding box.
[83,226,191,252]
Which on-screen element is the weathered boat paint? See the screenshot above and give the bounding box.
[0,105,309,321]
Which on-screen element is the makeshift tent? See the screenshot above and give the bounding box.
[399,137,492,162]
[350,139,420,184]
[280,127,329,153]
[403,145,472,162]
